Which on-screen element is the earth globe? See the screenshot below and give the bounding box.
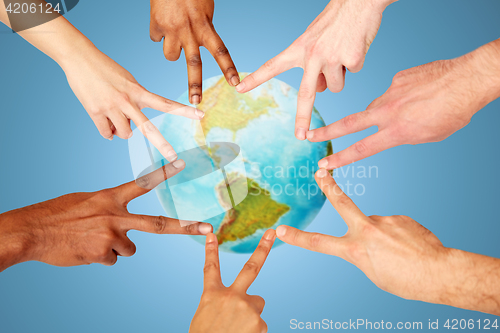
[152,73,332,253]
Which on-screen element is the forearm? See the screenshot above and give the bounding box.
[0,0,98,69]
[435,249,500,315]
[460,38,500,114]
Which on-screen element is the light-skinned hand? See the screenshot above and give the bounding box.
[150,0,239,105]
[0,1,204,162]
[236,0,396,140]
[189,230,276,333]
[61,48,204,162]
[276,169,500,315]
[309,39,500,169]
[0,160,213,272]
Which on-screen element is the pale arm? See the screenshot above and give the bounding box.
[0,0,203,160]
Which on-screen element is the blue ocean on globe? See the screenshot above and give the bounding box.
[152,74,332,253]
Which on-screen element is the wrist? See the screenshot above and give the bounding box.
[0,213,32,272]
[369,0,397,13]
[56,36,99,71]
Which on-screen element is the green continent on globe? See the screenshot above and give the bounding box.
[215,173,290,244]
[326,140,333,156]
[195,76,278,145]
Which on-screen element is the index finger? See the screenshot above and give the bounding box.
[113,159,186,204]
[236,50,294,93]
[315,169,366,227]
[204,233,223,290]
[295,65,321,140]
[231,229,276,293]
[204,31,240,87]
[128,109,178,162]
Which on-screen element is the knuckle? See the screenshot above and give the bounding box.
[215,45,229,57]
[203,261,219,274]
[164,52,180,62]
[309,233,322,249]
[295,114,310,123]
[307,42,322,57]
[298,87,315,100]
[159,142,172,152]
[360,221,377,236]
[184,223,198,235]
[127,242,137,256]
[224,66,236,75]
[88,107,101,116]
[261,321,269,333]
[187,54,202,67]
[336,195,353,208]
[242,261,260,275]
[108,255,118,266]
[160,97,175,108]
[392,70,406,82]
[329,83,344,93]
[235,297,251,310]
[120,130,133,140]
[189,83,202,90]
[95,248,111,263]
[263,58,276,72]
[100,129,113,139]
[143,122,158,134]
[153,216,166,233]
[353,140,368,156]
[344,53,364,71]
[345,242,366,262]
[130,82,145,95]
[342,114,358,130]
[136,175,151,189]
[119,92,131,105]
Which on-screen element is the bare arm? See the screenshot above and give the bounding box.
[441,250,500,315]
[0,1,203,160]
[0,161,213,272]
[277,170,500,316]
[310,38,500,169]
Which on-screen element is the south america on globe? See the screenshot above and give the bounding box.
[152,73,332,253]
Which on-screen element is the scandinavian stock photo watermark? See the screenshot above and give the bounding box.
[246,161,379,200]
[289,317,499,330]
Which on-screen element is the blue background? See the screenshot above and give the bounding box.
[1,0,500,331]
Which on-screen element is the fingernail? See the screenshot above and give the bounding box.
[318,159,328,168]
[107,136,113,141]
[199,223,213,235]
[206,233,217,243]
[295,128,306,140]
[191,95,200,105]
[127,132,133,139]
[264,229,275,240]
[230,75,240,86]
[166,150,178,162]
[306,131,314,140]
[317,168,328,178]
[235,81,246,92]
[276,225,287,238]
[195,108,205,119]
[172,159,185,169]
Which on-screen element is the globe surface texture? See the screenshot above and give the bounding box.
[153,74,332,253]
